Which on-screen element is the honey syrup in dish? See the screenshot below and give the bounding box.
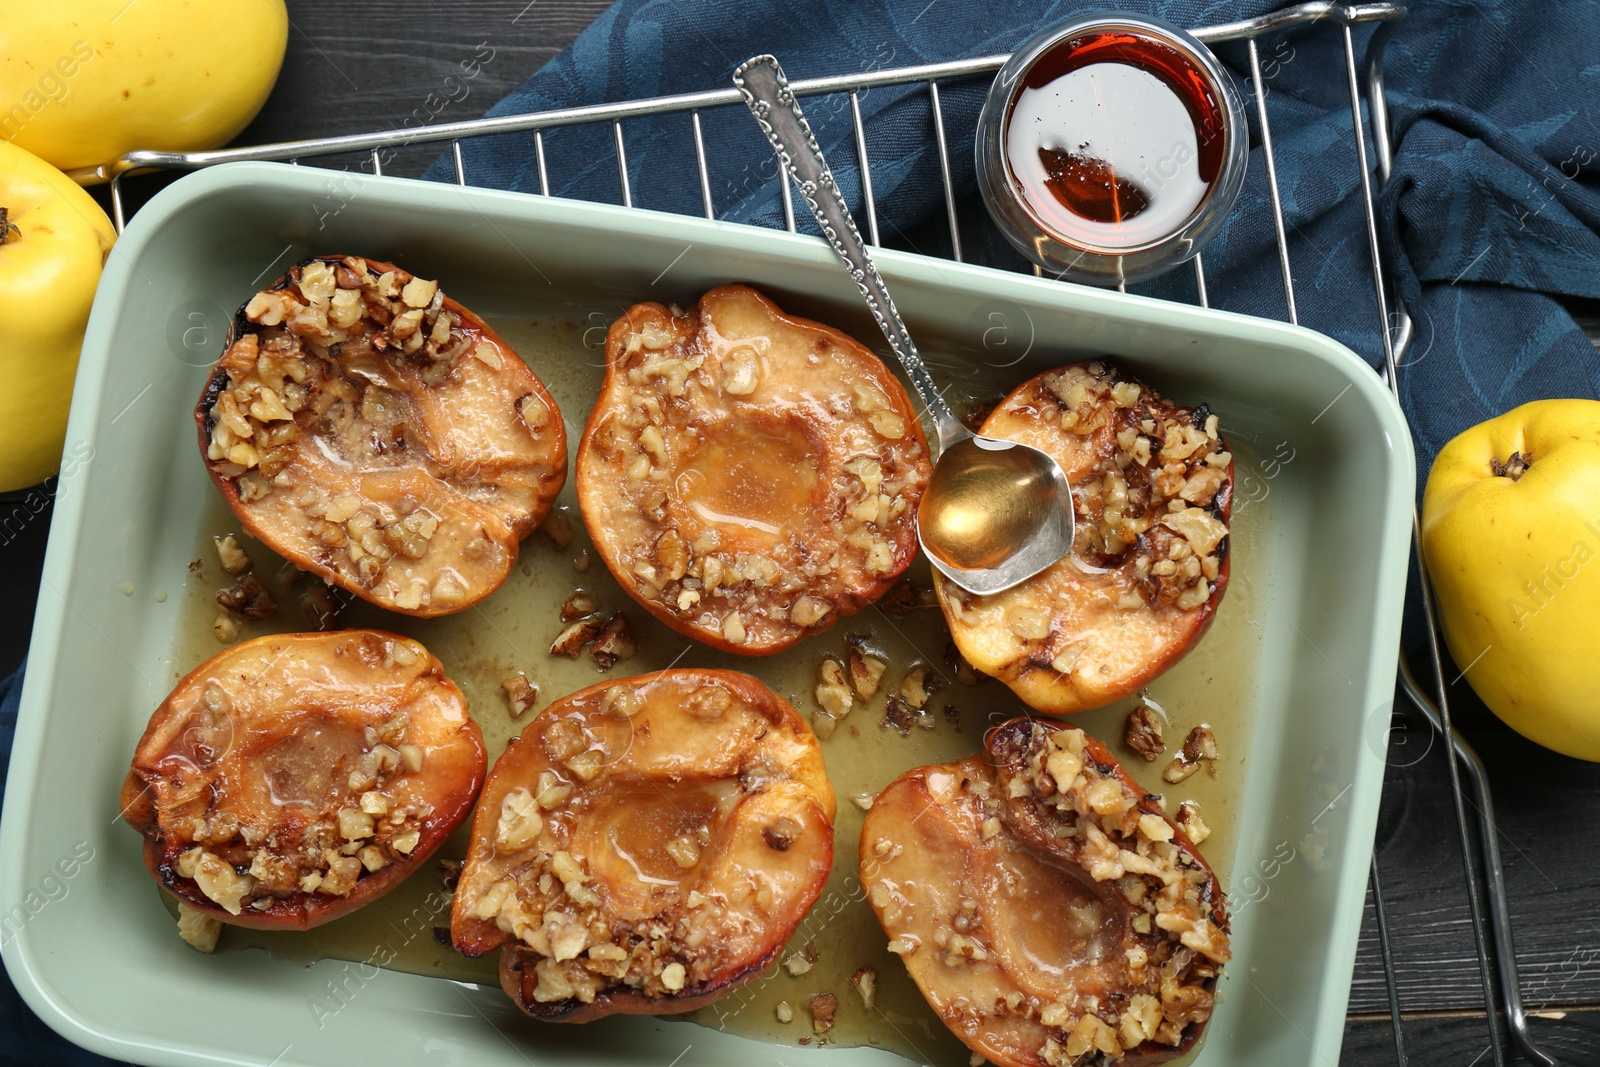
[1005,30,1226,249]
[165,297,1262,1065]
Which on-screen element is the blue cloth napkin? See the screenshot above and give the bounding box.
[428,0,1600,477]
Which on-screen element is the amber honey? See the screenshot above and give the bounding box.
[1005,30,1227,249]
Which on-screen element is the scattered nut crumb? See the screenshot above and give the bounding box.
[851,792,875,811]
[560,591,596,621]
[809,991,838,1034]
[1164,725,1219,782]
[187,558,203,573]
[812,712,838,740]
[850,967,877,1010]
[216,574,277,620]
[212,612,240,644]
[815,657,853,719]
[176,902,222,952]
[900,665,937,709]
[550,614,606,657]
[1125,702,1166,762]
[503,673,539,717]
[572,549,591,573]
[882,695,931,735]
[847,644,888,702]
[776,1000,794,1024]
[784,953,812,976]
[213,534,251,575]
[588,613,636,670]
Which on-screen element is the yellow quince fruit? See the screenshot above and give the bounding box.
[0,0,288,174]
[0,140,115,492]
[1422,400,1600,760]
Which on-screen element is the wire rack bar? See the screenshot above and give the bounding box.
[926,81,963,262]
[612,121,632,207]
[534,130,550,196]
[850,91,881,247]
[95,8,1553,1067]
[88,1,1405,188]
[691,111,715,220]
[1369,853,1409,1066]
[1246,37,1299,324]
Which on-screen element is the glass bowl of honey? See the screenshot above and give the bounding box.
[976,12,1248,286]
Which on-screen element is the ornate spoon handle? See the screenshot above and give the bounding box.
[733,54,970,449]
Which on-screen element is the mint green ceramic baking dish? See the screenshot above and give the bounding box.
[0,161,1413,1067]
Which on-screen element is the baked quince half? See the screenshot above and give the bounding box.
[576,285,932,654]
[935,362,1232,713]
[197,256,566,616]
[121,631,486,930]
[861,718,1229,1067]
[451,669,835,1022]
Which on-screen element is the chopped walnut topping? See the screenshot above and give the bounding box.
[123,632,479,931]
[900,666,936,710]
[212,612,240,644]
[1176,801,1210,845]
[862,717,1229,1067]
[588,613,636,670]
[213,534,251,576]
[846,641,888,701]
[550,615,606,658]
[503,673,539,718]
[850,967,878,1010]
[176,902,223,953]
[560,591,596,621]
[1124,702,1166,762]
[882,695,932,735]
[201,257,564,618]
[1164,725,1219,783]
[216,574,278,621]
[776,1000,795,1024]
[575,287,931,656]
[810,991,838,1034]
[815,658,853,720]
[936,362,1232,715]
[450,669,833,1023]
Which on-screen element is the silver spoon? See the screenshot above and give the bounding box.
[733,54,1074,596]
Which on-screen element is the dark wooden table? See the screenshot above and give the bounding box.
[5,3,1599,1065]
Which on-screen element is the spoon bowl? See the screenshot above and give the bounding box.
[918,436,1074,593]
[734,54,1076,595]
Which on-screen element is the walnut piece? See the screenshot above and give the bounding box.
[216,573,278,621]
[1125,702,1166,762]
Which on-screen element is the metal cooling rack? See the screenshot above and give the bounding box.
[81,4,1553,1064]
